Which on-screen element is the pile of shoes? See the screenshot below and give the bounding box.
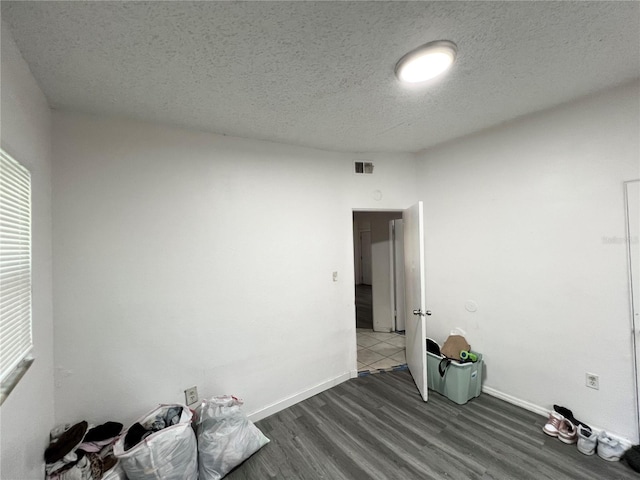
[45,421,123,480]
[542,405,627,462]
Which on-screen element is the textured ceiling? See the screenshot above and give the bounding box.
[1,1,639,153]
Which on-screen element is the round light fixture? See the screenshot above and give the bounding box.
[395,40,457,84]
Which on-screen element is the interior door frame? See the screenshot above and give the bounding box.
[351,207,406,373]
[390,219,406,332]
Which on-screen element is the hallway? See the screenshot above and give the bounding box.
[357,329,406,374]
[355,284,407,374]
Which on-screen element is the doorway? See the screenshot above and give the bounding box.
[353,211,406,374]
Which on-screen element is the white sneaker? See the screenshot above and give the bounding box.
[597,431,625,461]
[577,424,596,455]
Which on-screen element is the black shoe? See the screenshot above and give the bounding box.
[553,404,589,429]
[624,445,640,472]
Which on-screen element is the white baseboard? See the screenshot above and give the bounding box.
[247,371,352,423]
[482,385,636,448]
[482,385,549,418]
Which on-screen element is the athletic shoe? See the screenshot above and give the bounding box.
[558,419,578,444]
[554,404,588,429]
[543,411,564,437]
[623,445,640,472]
[597,431,626,461]
[577,424,597,455]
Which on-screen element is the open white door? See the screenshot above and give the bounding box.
[403,201,429,401]
[625,180,640,440]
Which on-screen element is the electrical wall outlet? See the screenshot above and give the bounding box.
[184,386,198,405]
[586,373,599,390]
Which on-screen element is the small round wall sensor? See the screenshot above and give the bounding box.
[373,190,383,201]
[465,300,478,312]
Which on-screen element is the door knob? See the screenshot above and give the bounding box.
[413,309,432,317]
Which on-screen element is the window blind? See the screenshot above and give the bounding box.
[0,149,32,383]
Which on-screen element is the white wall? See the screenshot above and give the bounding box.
[0,21,55,480]
[416,81,640,441]
[51,111,417,425]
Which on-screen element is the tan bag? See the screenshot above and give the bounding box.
[440,335,470,361]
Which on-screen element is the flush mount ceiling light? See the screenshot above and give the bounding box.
[395,40,457,84]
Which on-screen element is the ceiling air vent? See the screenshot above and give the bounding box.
[354,161,374,174]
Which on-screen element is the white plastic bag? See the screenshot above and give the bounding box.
[102,461,128,480]
[113,404,197,480]
[196,395,270,480]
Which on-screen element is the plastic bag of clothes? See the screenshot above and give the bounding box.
[113,404,197,480]
[196,396,269,480]
[101,461,128,480]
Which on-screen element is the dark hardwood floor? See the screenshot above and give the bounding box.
[227,370,637,480]
[356,284,373,330]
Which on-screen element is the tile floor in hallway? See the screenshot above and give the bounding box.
[357,328,407,373]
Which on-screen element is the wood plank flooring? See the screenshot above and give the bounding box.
[226,371,637,480]
[356,284,373,330]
